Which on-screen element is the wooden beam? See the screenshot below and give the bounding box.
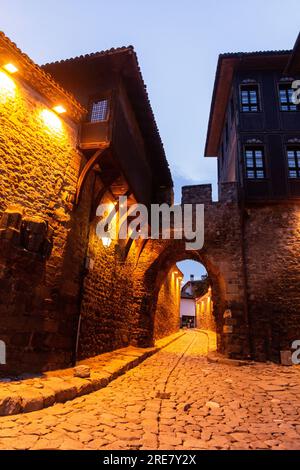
[90,176,119,221]
[75,145,109,205]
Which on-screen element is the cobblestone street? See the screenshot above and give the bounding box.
[0,331,300,450]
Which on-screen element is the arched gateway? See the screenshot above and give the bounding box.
[128,182,251,360]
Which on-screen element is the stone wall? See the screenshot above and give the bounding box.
[154,266,181,340]
[244,203,300,362]
[77,222,138,360]
[0,69,90,375]
[196,289,216,331]
[78,238,180,360]
[181,183,250,358]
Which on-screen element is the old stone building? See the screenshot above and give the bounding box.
[205,34,300,360]
[0,31,299,375]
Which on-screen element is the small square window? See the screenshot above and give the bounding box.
[89,99,109,122]
[244,146,266,179]
[240,85,260,112]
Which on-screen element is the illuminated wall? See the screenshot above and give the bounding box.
[0,70,80,217]
[153,266,181,340]
[195,287,216,331]
[77,201,140,359]
[0,66,90,374]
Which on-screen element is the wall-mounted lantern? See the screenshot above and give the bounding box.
[53,105,66,115]
[3,63,18,74]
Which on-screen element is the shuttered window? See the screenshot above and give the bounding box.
[240,85,260,112]
[244,147,266,179]
[287,148,300,178]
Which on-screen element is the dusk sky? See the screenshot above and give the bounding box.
[1,0,300,281]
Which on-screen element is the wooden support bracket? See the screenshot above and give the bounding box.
[75,145,109,206]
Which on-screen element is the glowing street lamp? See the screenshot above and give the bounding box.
[0,70,16,102]
[3,63,18,74]
[40,109,63,132]
[53,105,66,114]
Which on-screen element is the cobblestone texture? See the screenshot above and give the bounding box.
[0,333,184,416]
[0,331,299,450]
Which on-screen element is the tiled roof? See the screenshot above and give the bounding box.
[219,49,291,58]
[0,31,86,122]
[43,45,135,67]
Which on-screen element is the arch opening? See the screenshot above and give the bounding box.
[142,242,226,354]
[177,260,215,332]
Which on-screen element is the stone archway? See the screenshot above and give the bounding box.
[132,183,252,359]
[136,239,226,353]
[76,182,252,363]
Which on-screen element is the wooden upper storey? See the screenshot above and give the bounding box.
[43,48,173,207]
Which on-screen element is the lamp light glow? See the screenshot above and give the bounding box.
[102,237,112,248]
[40,109,63,132]
[53,105,66,114]
[3,63,18,74]
[0,71,16,102]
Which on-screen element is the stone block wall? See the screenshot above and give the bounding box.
[181,183,250,358]
[0,69,91,375]
[196,289,216,332]
[182,184,212,204]
[154,266,181,340]
[244,203,300,362]
[77,226,136,360]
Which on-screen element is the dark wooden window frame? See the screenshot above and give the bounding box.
[286,146,300,179]
[239,84,261,113]
[88,96,111,123]
[278,83,299,112]
[243,145,267,180]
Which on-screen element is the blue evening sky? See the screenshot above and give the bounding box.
[1,0,299,281]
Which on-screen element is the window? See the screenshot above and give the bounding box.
[244,146,266,179]
[240,85,260,112]
[89,99,109,122]
[278,84,298,111]
[287,148,300,178]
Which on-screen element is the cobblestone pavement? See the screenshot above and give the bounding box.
[0,331,300,450]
